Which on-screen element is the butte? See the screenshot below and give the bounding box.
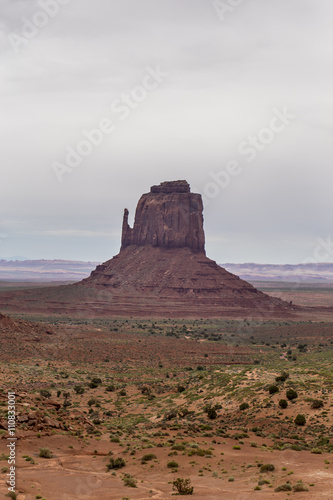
[76,180,294,318]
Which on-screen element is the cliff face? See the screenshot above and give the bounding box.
[121,180,205,252]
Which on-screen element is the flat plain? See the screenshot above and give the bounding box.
[0,282,332,499]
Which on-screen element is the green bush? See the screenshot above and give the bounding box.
[172,478,193,495]
[107,457,126,470]
[286,389,298,400]
[207,408,217,420]
[167,460,179,468]
[172,444,186,451]
[188,448,212,457]
[105,384,115,392]
[74,385,85,394]
[294,414,306,426]
[279,399,288,409]
[239,402,249,411]
[123,474,137,487]
[275,371,290,382]
[141,453,157,464]
[40,389,51,398]
[293,482,308,492]
[275,483,292,492]
[39,448,53,459]
[260,463,275,473]
[311,448,322,454]
[268,385,279,395]
[311,399,324,409]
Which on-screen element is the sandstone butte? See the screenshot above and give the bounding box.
[78,180,295,317]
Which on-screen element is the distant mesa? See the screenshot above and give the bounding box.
[78,180,294,316]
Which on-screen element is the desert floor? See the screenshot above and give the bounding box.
[0,282,332,499]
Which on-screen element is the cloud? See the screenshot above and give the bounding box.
[1,0,333,262]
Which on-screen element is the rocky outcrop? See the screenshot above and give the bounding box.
[121,180,205,252]
[77,180,295,317]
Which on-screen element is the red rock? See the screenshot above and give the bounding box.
[44,416,60,428]
[78,180,293,316]
[121,180,204,251]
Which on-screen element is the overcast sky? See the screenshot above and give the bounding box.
[1,0,333,264]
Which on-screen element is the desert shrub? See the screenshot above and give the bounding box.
[275,371,290,382]
[286,389,298,400]
[258,479,270,486]
[177,385,186,393]
[6,492,16,499]
[239,402,249,411]
[311,448,322,454]
[294,414,306,426]
[260,463,275,473]
[172,444,186,451]
[40,389,51,398]
[57,390,61,397]
[141,453,157,464]
[291,444,302,451]
[316,437,329,447]
[178,408,191,418]
[233,432,249,439]
[89,382,98,389]
[165,409,178,420]
[275,483,292,492]
[88,398,96,406]
[311,399,324,409]
[105,384,115,392]
[188,448,211,457]
[107,457,126,470]
[279,399,288,409]
[74,385,85,394]
[268,385,279,395]
[172,478,193,495]
[207,408,217,420]
[91,377,102,385]
[123,474,137,487]
[167,460,179,468]
[110,436,120,443]
[119,389,126,396]
[293,482,308,492]
[39,448,53,458]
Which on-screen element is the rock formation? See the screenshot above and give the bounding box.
[121,180,205,251]
[78,181,294,317]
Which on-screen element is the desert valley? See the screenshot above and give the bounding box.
[0,181,332,499]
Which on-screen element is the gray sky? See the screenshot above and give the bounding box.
[1,0,333,264]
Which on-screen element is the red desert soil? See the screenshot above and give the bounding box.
[1,313,333,499]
